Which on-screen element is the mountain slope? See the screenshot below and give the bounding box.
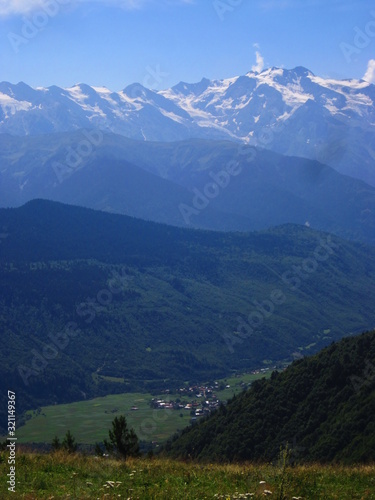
[0,66,374,185]
[166,330,375,464]
[0,200,375,432]
[0,141,249,232]
[1,133,374,244]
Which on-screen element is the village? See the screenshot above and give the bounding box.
[145,369,272,420]
[149,383,224,420]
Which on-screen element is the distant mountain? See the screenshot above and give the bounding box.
[0,200,375,432]
[0,134,247,231]
[0,67,374,185]
[1,133,374,244]
[166,329,375,464]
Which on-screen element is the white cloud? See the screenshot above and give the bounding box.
[252,49,264,73]
[0,0,192,16]
[0,0,42,16]
[363,60,375,84]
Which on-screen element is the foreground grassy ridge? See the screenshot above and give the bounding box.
[1,452,375,499]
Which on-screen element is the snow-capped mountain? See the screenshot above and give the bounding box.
[1,67,374,185]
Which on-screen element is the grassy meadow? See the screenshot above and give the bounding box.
[1,452,374,499]
[16,392,187,446]
[15,372,271,446]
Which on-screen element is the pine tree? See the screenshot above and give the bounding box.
[62,430,77,453]
[51,435,61,451]
[103,415,139,460]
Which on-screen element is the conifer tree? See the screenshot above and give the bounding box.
[103,415,139,460]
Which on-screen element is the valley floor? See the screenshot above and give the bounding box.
[1,452,374,499]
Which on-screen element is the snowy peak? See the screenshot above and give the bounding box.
[1,67,373,137]
[291,66,314,77]
[0,67,374,185]
[171,77,212,96]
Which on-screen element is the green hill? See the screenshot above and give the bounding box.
[0,200,374,434]
[166,330,375,464]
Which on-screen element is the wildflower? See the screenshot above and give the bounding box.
[103,480,118,489]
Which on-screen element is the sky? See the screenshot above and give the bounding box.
[0,0,375,90]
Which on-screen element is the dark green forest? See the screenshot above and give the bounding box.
[0,200,374,435]
[166,330,375,464]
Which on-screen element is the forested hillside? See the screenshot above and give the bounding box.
[166,330,375,464]
[1,200,374,435]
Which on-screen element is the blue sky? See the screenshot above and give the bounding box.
[0,0,375,90]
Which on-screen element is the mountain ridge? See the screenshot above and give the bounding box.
[1,133,374,245]
[1,66,374,185]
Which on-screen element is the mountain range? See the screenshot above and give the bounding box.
[1,66,375,449]
[1,133,374,245]
[1,66,374,186]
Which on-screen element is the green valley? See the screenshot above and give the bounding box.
[1,200,374,438]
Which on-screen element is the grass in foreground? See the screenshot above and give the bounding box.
[1,451,375,499]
